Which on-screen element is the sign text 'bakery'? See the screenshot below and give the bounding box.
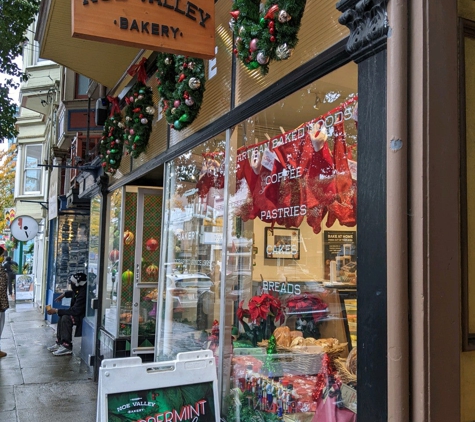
[72,0,215,59]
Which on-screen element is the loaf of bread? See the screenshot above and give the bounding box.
[273,326,291,347]
[290,336,305,347]
[346,347,357,375]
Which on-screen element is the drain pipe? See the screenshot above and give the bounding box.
[387,1,409,421]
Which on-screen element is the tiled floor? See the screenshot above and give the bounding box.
[0,301,97,421]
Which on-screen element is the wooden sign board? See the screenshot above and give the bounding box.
[72,0,215,59]
[96,351,220,422]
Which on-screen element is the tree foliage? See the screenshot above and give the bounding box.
[0,0,41,140]
[0,144,17,232]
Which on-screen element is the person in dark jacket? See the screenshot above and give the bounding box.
[3,256,18,297]
[46,272,87,356]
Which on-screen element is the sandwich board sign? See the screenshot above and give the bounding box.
[97,350,219,421]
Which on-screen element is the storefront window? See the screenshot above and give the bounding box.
[85,194,101,320]
[102,189,123,337]
[224,62,358,420]
[158,135,227,360]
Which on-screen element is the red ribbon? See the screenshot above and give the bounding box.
[127,57,148,84]
[107,96,121,117]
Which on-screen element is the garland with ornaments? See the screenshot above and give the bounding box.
[124,58,155,158]
[230,0,307,75]
[156,53,206,131]
[99,96,124,174]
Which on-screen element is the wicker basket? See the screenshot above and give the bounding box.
[334,358,357,384]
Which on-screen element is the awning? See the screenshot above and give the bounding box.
[36,0,142,88]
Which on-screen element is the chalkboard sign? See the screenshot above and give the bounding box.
[96,351,219,422]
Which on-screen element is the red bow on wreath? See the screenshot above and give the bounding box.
[127,57,148,84]
[286,293,328,323]
[106,96,121,117]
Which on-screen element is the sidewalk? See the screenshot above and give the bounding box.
[0,300,97,422]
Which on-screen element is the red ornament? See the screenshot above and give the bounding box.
[133,107,141,113]
[134,92,138,97]
[102,162,107,167]
[109,249,120,262]
[145,237,159,252]
[178,73,186,83]
[270,36,276,42]
[233,49,238,55]
[183,91,189,99]
[139,114,144,118]
[268,21,275,29]
[269,28,275,35]
[230,10,240,20]
[265,5,279,20]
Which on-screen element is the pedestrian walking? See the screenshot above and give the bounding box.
[0,246,10,358]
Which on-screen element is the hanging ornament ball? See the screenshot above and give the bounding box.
[248,61,259,70]
[107,150,111,154]
[239,25,246,36]
[109,249,120,262]
[134,135,141,142]
[278,10,292,23]
[102,162,107,167]
[124,230,135,246]
[138,95,144,100]
[257,51,270,65]
[270,36,276,43]
[122,269,134,285]
[260,17,266,27]
[146,237,159,252]
[129,96,134,103]
[146,106,155,115]
[130,129,135,135]
[126,116,131,121]
[115,139,120,144]
[118,122,125,128]
[141,118,148,124]
[111,149,117,153]
[174,100,181,108]
[110,159,116,164]
[185,98,194,106]
[146,264,159,279]
[139,89,145,94]
[276,43,292,60]
[188,62,194,70]
[174,120,182,130]
[164,57,172,65]
[188,77,201,90]
[250,38,259,52]
[128,135,133,141]
[179,114,190,123]
[171,107,177,114]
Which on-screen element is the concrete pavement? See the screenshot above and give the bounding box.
[0,300,97,421]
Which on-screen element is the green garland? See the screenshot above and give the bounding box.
[156,53,206,131]
[100,112,124,174]
[230,0,307,75]
[124,81,155,158]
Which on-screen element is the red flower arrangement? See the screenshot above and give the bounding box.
[238,293,284,326]
[286,293,328,323]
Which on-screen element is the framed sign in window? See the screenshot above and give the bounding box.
[264,227,300,259]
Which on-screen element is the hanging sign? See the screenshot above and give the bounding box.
[96,351,220,422]
[72,0,216,59]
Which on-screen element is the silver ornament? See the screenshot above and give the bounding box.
[164,57,172,65]
[278,10,292,23]
[118,122,125,128]
[137,95,144,100]
[185,98,194,106]
[171,107,177,114]
[239,25,246,36]
[188,77,201,90]
[128,135,133,140]
[229,18,235,32]
[141,118,148,124]
[188,62,194,70]
[257,51,270,65]
[276,43,292,60]
[126,116,131,121]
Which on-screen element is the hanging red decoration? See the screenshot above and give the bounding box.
[145,237,159,252]
[109,249,120,262]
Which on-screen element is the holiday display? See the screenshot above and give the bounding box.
[156,53,206,131]
[123,229,135,246]
[124,57,155,158]
[145,237,159,252]
[196,151,225,197]
[229,0,308,75]
[145,263,159,279]
[99,96,125,174]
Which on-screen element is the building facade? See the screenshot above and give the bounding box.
[32,0,475,420]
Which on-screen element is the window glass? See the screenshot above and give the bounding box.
[158,135,227,360]
[102,189,123,337]
[23,144,42,194]
[85,194,101,320]
[76,74,89,98]
[224,62,358,420]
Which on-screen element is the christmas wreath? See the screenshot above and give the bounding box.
[124,58,155,158]
[156,53,206,131]
[229,0,307,75]
[99,96,125,174]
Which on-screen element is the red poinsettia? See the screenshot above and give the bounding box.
[286,293,328,323]
[248,295,271,322]
[237,300,251,321]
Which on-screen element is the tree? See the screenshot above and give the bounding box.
[0,144,17,232]
[0,0,41,140]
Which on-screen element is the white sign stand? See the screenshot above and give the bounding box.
[97,350,220,422]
